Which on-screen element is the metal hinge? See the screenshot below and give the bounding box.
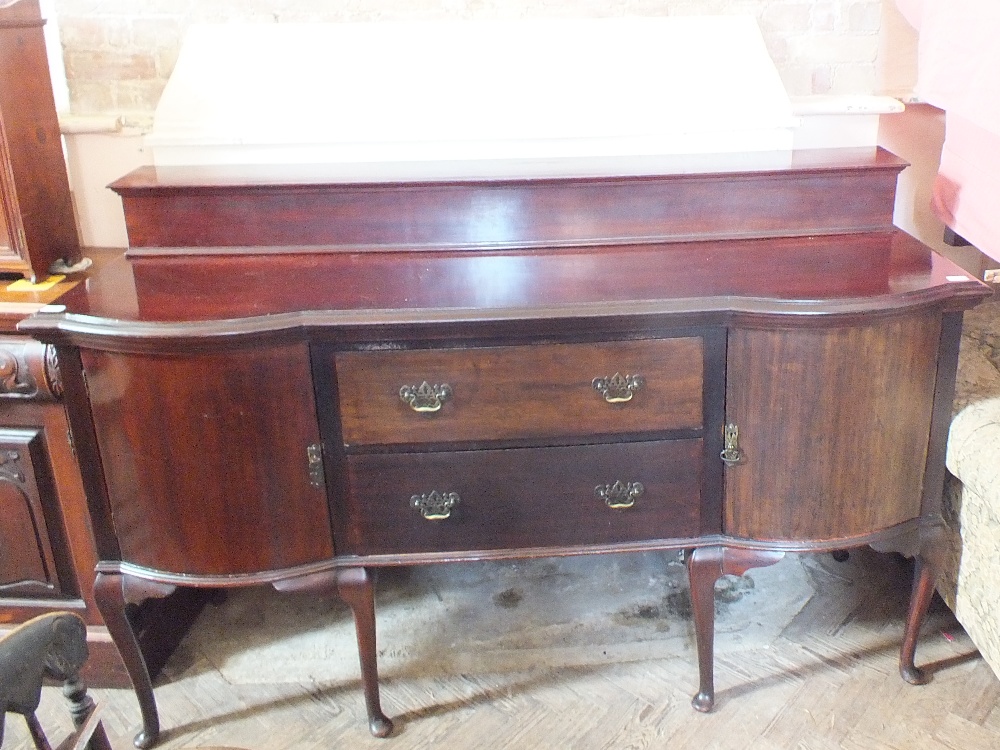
[307,443,325,487]
[720,422,744,467]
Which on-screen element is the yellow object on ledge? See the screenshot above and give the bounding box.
[6,274,66,292]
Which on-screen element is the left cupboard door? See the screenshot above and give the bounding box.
[81,343,335,576]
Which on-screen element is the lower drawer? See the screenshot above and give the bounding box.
[340,440,702,555]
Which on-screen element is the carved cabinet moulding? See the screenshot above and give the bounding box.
[0,337,60,401]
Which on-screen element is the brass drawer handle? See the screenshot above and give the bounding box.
[411,490,460,520]
[592,373,645,404]
[595,480,644,510]
[399,381,452,413]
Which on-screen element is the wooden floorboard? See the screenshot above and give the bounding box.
[6,549,998,749]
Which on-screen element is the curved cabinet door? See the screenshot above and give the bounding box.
[81,343,334,576]
[724,312,942,542]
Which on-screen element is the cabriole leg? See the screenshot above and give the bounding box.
[274,567,394,737]
[686,546,723,712]
[93,572,174,749]
[686,546,785,712]
[336,567,394,738]
[900,554,936,685]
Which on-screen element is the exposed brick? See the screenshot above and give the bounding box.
[776,65,814,97]
[763,35,789,66]
[831,62,877,94]
[848,1,882,34]
[113,79,168,113]
[52,0,886,119]
[154,47,180,80]
[787,33,879,65]
[130,18,183,51]
[811,3,838,32]
[64,49,158,82]
[65,78,114,114]
[58,17,111,48]
[812,65,834,94]
[761,4,812,34]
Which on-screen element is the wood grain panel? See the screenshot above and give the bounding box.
[81,344,334,575]
[111,149,906,251]
[20,233,990,348]
[0,427,63,598]
[335,338,703,446]
[340,439,702,554]
[724,313,942,541]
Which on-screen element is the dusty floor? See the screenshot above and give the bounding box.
[7,548,997,749]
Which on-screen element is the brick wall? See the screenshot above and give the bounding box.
[53,0,886,125]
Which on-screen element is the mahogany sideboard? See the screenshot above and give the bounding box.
[20,148,991,747]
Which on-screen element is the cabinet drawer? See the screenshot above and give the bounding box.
[336,338,703,446]
[339,439,702,555]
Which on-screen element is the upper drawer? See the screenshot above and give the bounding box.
[336,337,704,447]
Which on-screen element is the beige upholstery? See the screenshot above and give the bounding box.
[938,291,1000,677]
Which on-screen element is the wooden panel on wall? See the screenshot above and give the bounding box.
[724,313,942,541]
[81,343,334,576]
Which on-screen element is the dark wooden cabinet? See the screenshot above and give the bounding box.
[0,419,67,600]
[0,333,124,682]
[0,315,207,689]
[0,0,81,281]
[0,0,201,688]
[79,344,333,576]
[20,148,992,746]
[724,315,943,541]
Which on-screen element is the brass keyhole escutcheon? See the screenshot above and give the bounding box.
[721,423,743,467]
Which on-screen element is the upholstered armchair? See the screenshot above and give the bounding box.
[938,290,1000,676]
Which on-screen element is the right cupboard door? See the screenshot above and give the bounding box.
[723,312,942,542]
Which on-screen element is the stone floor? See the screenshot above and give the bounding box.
[7,547,998,749]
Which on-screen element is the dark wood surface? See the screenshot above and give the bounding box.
[335,337,704,447]
[110,148,905,252]
[19,231,987,352]
[686,546,786,712]
[0,425,66,599]
[0,10,134,686]
[0,254,209,689]
[341,439,703,555]
[93,572,163,749]
[724,312,941,541]
[15,150,995,740]
[918,312,965,519]
[80,343,333,575]
[0,0,81,280]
